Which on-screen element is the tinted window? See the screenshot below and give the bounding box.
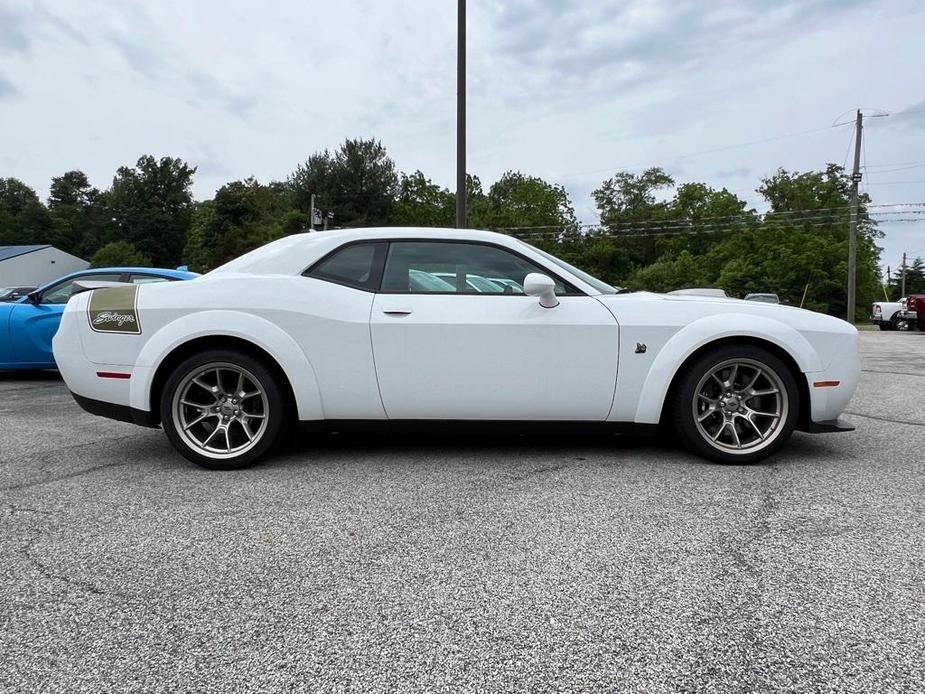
[41,274,122,304]
[381,242,573,295]
[307,242,385,291]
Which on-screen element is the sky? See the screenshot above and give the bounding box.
[1,0,924,274]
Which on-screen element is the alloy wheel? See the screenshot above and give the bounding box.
[172,362,270,460]
[692,358,789,454]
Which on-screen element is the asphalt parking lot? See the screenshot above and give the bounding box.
[2,331,923,693]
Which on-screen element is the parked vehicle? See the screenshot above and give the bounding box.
[0,267,197,370]
[54,228,859,470]
[870,299,908,330]
[745,293,780,304]
[900,294,925,331]
[667,288,728,298]
[0,286,35,302]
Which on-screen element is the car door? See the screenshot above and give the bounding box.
[369,240,619,421]
[9,273,121,366]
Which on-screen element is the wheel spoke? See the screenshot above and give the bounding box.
[201,426,221,449]
[697,393,718,404]
[239,419,255,442]
[184,412,212,430]
[180,398,210,408]
[698,407,717,422]
[746,387,779,400]
[223,426,231,451]
[726,364,738,389]
[242,412,266,420]
[740,368,762,393]
[742,414,766,441]
[192,376,217,398]
[728,421,742,448]
[241,390,261,400]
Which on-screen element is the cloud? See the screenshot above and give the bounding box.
[108,32,165,79]
[184,70,258,119]
[481,0,877,98]
[0,72,18,99]
[716,167,752,179]
[0,5,31,54]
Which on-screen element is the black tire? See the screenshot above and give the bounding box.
[671,344,799,464]
[893,315,912,331]
[160,349,287,470]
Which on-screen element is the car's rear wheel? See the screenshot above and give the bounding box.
[672,345,799,464]
[160,350,286,470]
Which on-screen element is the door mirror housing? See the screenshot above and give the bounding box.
[523,273,559,308]
[26,290,41,305]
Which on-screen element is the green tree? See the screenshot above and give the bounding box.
[107,155,196,266]
[484,171,579,233]
[392,171,454,226]
[289,138,398,228]
[90,240,151,268]
[47,170,110,259]
[0,178,52,246]
[182,178,295,272]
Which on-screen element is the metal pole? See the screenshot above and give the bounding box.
[846,110,862,323]
[901,253,907,297]
[456,0,466,229]
[310,194,316,232]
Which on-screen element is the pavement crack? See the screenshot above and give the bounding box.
[845,411,925,427]
[3,460,132,492]
[16,530,129,600]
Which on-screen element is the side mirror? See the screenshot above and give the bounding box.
[524,273,559,308]
[26,290,41,305]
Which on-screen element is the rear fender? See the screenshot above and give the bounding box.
[130,310,323,420]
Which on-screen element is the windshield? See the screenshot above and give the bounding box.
[520,242,619,295]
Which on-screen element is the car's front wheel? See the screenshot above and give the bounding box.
[160,349,287,470]
[672,345,799,464]
[893,315,912,331]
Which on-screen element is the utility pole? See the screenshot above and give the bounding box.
[846,109,863,323]
[309,194,316,232]
[901,252,907,297]
[456,0,466,229]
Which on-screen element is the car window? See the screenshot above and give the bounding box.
[40,274,122,305]
[128,274,171,285]
[306,242,386,291]
[381,242,574,295]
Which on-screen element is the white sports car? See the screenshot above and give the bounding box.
[53,228,860,470]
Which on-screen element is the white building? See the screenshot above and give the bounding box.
[0,245,89,287]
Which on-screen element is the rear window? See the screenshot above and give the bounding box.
[305,242,386,291]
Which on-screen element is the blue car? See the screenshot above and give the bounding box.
[0,267,197,371]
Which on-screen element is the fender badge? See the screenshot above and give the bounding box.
[635,343,647,354]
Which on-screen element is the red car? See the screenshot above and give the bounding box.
[899,294,925,331]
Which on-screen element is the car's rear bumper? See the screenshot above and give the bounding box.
[70,391,159,428]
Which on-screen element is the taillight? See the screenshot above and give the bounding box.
[910,297,918,311]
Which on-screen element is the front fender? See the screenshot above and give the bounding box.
[633,313,821,424]
[129,310,324,420]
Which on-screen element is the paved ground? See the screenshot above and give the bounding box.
[1,331,923,693]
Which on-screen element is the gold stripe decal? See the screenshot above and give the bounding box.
[87,286,142,335]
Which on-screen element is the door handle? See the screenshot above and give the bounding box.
[382,307,413,315]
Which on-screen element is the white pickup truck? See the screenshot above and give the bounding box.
[871,298,911,330]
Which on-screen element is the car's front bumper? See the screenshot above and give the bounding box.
[801,416,855,434]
